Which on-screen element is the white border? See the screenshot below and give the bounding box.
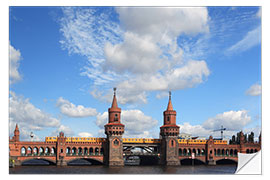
[2,0,269,180]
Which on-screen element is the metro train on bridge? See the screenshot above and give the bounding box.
[45,137,228,145]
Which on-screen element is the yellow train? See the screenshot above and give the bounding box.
[45,137,227,145]
[45,137,106,143]
[122,138,161,143]
[178,139,227,145]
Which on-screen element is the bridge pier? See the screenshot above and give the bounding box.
[207,160,216,166]
[56,159,67,166]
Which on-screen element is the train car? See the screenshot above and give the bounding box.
[214,140,228,145]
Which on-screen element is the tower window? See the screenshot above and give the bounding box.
[167,116,170,121]
[114,114,118,121]
[113,139,119,146]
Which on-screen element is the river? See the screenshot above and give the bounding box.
[9,165,237,174]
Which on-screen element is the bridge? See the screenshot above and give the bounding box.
[9,89,261,166]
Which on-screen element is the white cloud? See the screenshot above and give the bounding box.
[9,92,61,140]
[116,7,209,40]
[93,60,210,104]
[227,26,261,53]
[78,132,93,137]
[245,83,261,96]
[103,32,163,74]
[9,44,22,84]
[51,125,74,137]
[59,7,211,104]
[56,97,97,117]
[179,122,259,140]
[202,110,251,131]
[96,110,158,138]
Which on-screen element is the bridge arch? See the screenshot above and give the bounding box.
[216,158,237,165]
[21,158,56,165]
[67,158,103,165]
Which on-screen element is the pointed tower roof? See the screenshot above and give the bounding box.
[15,124,19,131]
[166,91,174,111]
[111,87,118,108]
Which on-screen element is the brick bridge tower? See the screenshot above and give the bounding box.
[104,88,125,166]
[160,91,180,165]
[12,124,20,142]
[56,131,67,166]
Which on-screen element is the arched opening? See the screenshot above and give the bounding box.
[45,147,50,155]
[171,139,174,147]
[230,149,233,156]
[51,147,56,155]
[250,149,254,153]
[95,148,99,155]
[78,147,82,155]
[21,147,26,156]
[66,147,71,155]
[226,149,229,156]
[84,147,88,155]
[183,149,187,156]
[222,149,225,156]
[201,149,205,156]
[180,158,206,165]
[234,150,238,157]
[197,149,201,156]
[89,148,93,155]
[255,149,258,153]
[27,147,32,155]
[33,147,38,155]
[39,147,44,155]
[192,149,196,155]
[188,148,191,156]
[217,149,221,156]
[246,149,250,154]
[72,147,77,155]
[100,148,104,155]
[179,149,182,156]
[214,149,216,156]
[216,159,237,165]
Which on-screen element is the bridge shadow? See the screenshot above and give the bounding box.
[216,159,237,165]
[21,159,56,166]
[180,159,205,165]
[67,158,103,166]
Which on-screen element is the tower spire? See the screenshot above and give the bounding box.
[167,91,173,111]
[111,87,118,108]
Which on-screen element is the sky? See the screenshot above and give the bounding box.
[9,6,261,141]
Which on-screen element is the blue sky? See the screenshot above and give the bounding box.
[9,7,261,141]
